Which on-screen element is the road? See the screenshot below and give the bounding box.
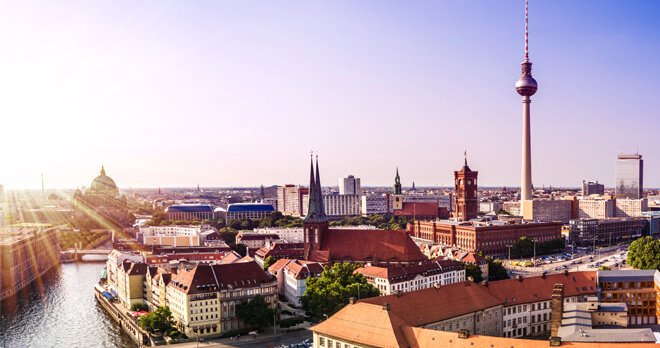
[169,328,312,348]
[505,243,631,278]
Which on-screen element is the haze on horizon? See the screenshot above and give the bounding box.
[1,1,659,191]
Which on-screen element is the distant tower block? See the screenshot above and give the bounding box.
[516,0,538,216]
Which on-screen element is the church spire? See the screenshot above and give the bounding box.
[304,155,326,223]
[101,164,106,176]
[394,167,402,194]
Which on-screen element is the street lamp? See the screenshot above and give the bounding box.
[323,314,328,321]
[506,245,513,267]
[187,323,199,348]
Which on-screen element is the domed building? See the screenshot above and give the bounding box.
[73,165,126,209]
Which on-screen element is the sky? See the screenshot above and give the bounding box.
[1,1,659,190]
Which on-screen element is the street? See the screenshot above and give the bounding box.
[505,243,631,278]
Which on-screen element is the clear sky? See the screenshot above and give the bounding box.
[1,1,659,190]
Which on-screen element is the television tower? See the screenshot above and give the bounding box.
[515,0,538,215]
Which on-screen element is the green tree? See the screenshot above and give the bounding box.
[263,256,277,271]
[463,262,483,283]
[139,306,175,333]
[486,258,510,281]
[301,263,379,318]
[510,237,534,258]
[230,243,247,257]
[236,295,275,328]
[599,265,611,271]
[628,236,660,270]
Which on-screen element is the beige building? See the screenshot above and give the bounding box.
[355,259,465,295]
[322,194,361,217]
[522,199,572,223]
[615,198,648,217]
[578,198,615,219]
[167,262,278,338]
[503,201,521,216]
[115,261,148,307]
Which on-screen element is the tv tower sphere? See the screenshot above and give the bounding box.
[515,61,538,96]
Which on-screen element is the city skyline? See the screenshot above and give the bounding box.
[2,1,659,190]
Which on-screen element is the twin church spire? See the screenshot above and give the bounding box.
[304,155,327,223]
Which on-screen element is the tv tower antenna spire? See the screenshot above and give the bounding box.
[525,0,529,61]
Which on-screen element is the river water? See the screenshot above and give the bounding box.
[0,258,135,348]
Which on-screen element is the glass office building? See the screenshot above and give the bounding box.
[616,154,643,199]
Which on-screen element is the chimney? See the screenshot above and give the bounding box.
[467,276,474,282]
[549,336,562,346]
[395,290,403,297]
[517,275,523,282]
[458,329,470,339]
[349,297,356,305]
[382,303,390,311]
[541,272,546,279]
[550,283,565,338]
[563,269,569,276]
[434,283,441,289]
[482,280,488,287]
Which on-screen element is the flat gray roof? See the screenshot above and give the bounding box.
[598,270,657,283]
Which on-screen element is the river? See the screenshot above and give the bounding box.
[0,258,135,348]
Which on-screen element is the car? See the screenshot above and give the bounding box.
[577,260,582,264]
[541,270,547,275]
[614,263,619,267]
[553,267,559,271]
[562,265,568,269]
[570,261,576,265]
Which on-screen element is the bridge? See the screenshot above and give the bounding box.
[61,249,112,262]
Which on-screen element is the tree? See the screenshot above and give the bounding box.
[301,263,379,318]
[599,265,611,271]
[139,306,175,333]
[263,256,277,271]
[628,236,660,270]
[510,237,534,258]
[230,243,247,257]
[236,295,275,328]
[463,262,483,283]
[486,258,510,281]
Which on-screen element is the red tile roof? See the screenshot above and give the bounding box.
[355,260,463,284]
[310,229,427,264]
[284,261,324,280]
[359,280,503,326]
[312,271,607,348]
[168,261,274,295]
[485,271,597,306]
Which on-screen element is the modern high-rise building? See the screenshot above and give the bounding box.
[276,185,309,217]
[516,1,538,217]
[338,175,361,195]
[615,154,643,199]
[582,180,605,196]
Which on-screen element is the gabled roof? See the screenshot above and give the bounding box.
[359,280,503,326]
[486,271,597,306]
[311,229,427,263]
[267,259,292,274]
[284,261,324,280]
[311,302,410,348]
[168,262,273,295]
[355,260,463,283]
